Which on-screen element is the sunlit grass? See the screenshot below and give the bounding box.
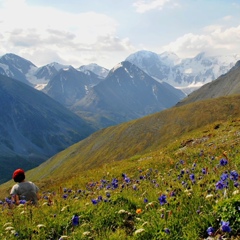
[0,117,240,239]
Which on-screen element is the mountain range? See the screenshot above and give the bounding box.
[0,74,95,183]
[126,50,240,93]
[6,55,240,186]
[177,60,240,106]
[0,51,239,183]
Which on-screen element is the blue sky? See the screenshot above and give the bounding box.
[0,0,239,69]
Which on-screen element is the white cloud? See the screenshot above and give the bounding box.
[133,0,173,13]
[162,25,240,58]
[0,0,135,68]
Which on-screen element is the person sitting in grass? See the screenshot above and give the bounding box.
[10,168,40,205]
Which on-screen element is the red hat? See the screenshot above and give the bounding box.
[12,169,25,179]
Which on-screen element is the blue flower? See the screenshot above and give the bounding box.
[219,158,228,166]
[111,178,118,189]
[220,173,228,181]
[179,160,184,164]
[71,214,79,226]
[62,194,68,199]
[158,194,167,205]
[19,200,27,204]
[221,221,231,232]
[124,177,130,183]
[215,180,226,190]
[230,170,238,181]
[234,181,239,187]
[164,228,170,234]
[144,198,148,203]
[202,168,207,174]
[189,174,195,181]
[207,226,215,236]
[91,199,98,205]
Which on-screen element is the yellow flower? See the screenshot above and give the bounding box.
[136,208,142,214]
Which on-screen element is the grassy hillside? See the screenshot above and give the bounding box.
[16,94,240,184]
[0,95,240,239]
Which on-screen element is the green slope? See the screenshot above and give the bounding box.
[0,94,238,189]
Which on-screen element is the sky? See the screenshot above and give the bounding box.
[0,0,240,69]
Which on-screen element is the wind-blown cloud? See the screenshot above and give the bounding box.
[133,0,177,13]
[0,0,135,68]
[163,25,240,57]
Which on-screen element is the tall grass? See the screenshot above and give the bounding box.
[0,119,240,239]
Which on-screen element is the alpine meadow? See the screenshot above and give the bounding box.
[0,1,240,239]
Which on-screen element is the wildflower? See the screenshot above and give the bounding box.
[205,194,214,199]
[61,206,69,212]
[144,198,148,203]
[71,214,79,226]
[202,168,207,174]
[111,178,118,189]
[216,180,227,190]
[98,196,103,201]
[118,209,127,214]
[234,182,239,187]
[179,160,184,164]
[145,201,156,209]
[164,228,170,234]
[221,221,231,232]
[220,173,228,181]
[4,222,12,227]
[91,199,98,205]
[230,170,238,181]
[219,158,228,166]
[106,192,111,198]
[62,194,68,199]
[5,226,14,231]
[59,236,68,240]
[158,194,167,205]
[132,184,137,190]
[82,231,91,236]
[5,198,12,204]
[136,208,142,214]
[189,174,195,181]
[19,200,27,204]
[207,226,215,236]
[170,191,176,197]
[37,224,46,228]
[124,177,130,183]
[134,228,145,235]
[232,190,239,195]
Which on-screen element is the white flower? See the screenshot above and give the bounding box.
[5,226,14,231]
[3,222,12,227]
[37,224,46,228]
[82,231,91,236]
[233,190,239,195]
[118,209,127,214]
[205,194,213,199]
[59,236,68,239]
[134,228,145,235]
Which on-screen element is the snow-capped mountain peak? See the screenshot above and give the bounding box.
[78,63,109,78]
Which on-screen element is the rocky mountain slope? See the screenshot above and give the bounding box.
[71,61,185,127]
